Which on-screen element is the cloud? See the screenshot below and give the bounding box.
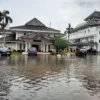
[58,0,100,31]
[0,0,100,32]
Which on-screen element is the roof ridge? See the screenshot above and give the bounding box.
[84,11,100,21]
[25,18,45,27]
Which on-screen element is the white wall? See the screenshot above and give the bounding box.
[0,43,20,51]
[69,26,100,51]
[95,26,100,51]
[69,27,96,40]
[50,34,54,38]
[16,32,24,39]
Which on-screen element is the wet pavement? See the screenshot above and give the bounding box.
[0,55,100,100]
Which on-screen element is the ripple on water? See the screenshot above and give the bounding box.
[0,55,100,100]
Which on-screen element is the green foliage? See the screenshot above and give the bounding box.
[61,52,75,55]
[54,36,70,50]
[12,52,22,56]
[0,10,12,46]
[0,10,12,29]
[51,51,57,55]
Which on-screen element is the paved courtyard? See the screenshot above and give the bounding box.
[0,55,100,100]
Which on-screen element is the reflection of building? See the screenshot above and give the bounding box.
[0,18,61,52]
[69,11,100,52]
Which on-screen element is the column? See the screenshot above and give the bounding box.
[22,44,24,50]
[42,43,45,52]
[45,44,46,52]
[25,42,28,52]
[29,42,31,48]
[46,44,48,52]
[16,43,18,51]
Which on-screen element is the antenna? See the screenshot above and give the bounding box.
[49,22,51,28]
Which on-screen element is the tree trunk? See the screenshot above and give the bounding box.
[3,17,6,47]
[68,33,69,41]
[3,28,5,46]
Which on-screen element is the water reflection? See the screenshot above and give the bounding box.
[0,55,100,100]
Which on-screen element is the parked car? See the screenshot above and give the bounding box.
[28,47,37,56]
[76,48,87,57]
[87,48,97,55]
[0,47,12,56]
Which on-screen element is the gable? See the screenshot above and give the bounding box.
[25,18,45,27]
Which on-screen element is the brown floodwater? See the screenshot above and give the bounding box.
[0,54,100,100]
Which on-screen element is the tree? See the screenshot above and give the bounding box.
[0,10,12,46]
[64,23,73,41]
[54,36,70,52]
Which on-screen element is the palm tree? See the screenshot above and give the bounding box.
[0,10,12,46]
[64,23,73,41]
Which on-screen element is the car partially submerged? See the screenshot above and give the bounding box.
[76,48,87,57]
[0,47,12,56]
[28,47,37,56]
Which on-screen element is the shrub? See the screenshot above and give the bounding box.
[51,51,57,55]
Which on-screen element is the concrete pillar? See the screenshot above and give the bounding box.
[29,42,31,48]
[16,43,18,51]
[25,42,28,52]
[46,44,48,52]
[42,43,45,52]
[45,44,46,52]
[22,44,24,50]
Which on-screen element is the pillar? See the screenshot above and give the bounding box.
[42,43,45,52]
[22,44,24,50]
[46,44,48,52]
[29,42,31,48]
[16,43,18,51]
[25,42,28,52]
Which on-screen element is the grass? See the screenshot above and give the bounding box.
[61,52,75,55]
[12,52,22,56]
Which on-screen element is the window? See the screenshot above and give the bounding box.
[99,40,100,43]
[24,33,26,35]
[99,31,100,34]
[88,29,90,33]
[84,31,86,34]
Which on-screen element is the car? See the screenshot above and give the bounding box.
[76,48,87,57]
[0,47,12,56]
[87,48,97,55]
[28,47,37,56]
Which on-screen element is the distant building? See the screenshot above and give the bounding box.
[69,11,100,52]
[0,18,61,52]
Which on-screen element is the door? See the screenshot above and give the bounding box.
[32,45,39,51]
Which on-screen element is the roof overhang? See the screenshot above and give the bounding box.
[70,42,98,46]
[9,28,61,34]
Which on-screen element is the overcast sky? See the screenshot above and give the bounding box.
[0,0,100,32]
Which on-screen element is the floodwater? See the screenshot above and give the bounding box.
[0,55,100,100]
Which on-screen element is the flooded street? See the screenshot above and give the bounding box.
[0,55,100,100]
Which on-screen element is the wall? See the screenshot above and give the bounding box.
[95,26,100,51]
[69,27,96,40]
[16,32,24,39]
[0,43,20,51]
[69,26,100,51]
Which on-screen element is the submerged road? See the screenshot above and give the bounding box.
[0,55,100,100]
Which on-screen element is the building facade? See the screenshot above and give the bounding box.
[0,18,61,52]
[69,11,100,52]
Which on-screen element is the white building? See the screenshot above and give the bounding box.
[0,18,61,52]
[69,11,100,52]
